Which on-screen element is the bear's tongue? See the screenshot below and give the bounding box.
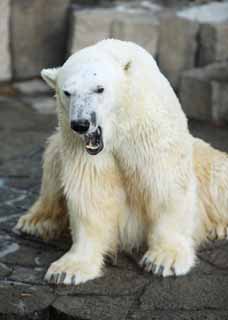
[84,126,103,155]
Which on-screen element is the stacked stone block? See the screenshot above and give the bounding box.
[0,0,70,81]
[180,62,228,124]
[0,0,11,82]
[68,6,162,57]
[0,0,228,125]
[158,1,228,89]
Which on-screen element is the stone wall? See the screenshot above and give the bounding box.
[0,0,228,124]
[0,0,11,82]
[0,0,71,81]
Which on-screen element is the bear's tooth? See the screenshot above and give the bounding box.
[85,140,97,149]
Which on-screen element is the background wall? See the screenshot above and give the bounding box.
[0,0,228,124]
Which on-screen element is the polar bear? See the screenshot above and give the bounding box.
[16,39,228,285]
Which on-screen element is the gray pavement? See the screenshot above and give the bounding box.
[1,95,228,319]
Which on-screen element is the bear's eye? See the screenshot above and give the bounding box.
[64,90,71,97]
[95,86,104,94]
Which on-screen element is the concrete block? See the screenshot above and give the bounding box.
[178,2,228,24]
[158,1,228,88]
[111,12,160,57]
[180,62,228,124]
[199,22,228,66]
[0,0,11,82]
[11,0,71,80]
[69,8,115,54]
[68,5,163,56]
[212,81,228,124]
[179,1,228,67]
[158,14,199,88]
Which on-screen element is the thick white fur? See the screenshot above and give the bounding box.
[16,40,228,285]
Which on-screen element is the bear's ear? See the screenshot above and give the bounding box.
[41,67,60,89]
[124,61,131,71]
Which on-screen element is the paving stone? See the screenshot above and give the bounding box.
[52,295,135,320]
[11,0,71,80]
[0,283,54,319]
[0,97,56,165]
[0,84,17,97]
[9,266,45,285]
[198,241,228,270]
[0,0,11,82]
[54,264,150,297]
[180,62,228,123]
[0,187,27,209]
[0,263,12,278]
[129,310,228,320]
[0,238,63,269]
[139,275,228,311]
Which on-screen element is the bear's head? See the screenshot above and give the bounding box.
[41,46,131,155]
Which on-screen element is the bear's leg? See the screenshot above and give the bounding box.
[45,162,125,285]
[140,184,197,277]
[15,133,68,240]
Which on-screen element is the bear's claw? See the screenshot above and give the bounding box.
[45,255,102,286]
[60,272,67,284]
[140,247,194,277]
[141,259,169,276]
[48,272,68,285]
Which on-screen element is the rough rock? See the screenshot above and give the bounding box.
[158,1,228,88]
[69,8,115,54]
[10,0,71,80]
[180,62,228,124]
[111,12,160,57]
[158,14,199,88]
[199,22,228,66]
[0,283,54,319]
[0,0,11,82]
[68,5,163,56]
[178,1,228,24]
[53,295,135,320]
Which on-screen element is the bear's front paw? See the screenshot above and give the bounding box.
[15,213,63,240]
[140,245,195,277]
[45,254,102,286]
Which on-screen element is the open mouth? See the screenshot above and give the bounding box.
[84,126,103,155]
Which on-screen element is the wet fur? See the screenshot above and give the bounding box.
[16,40,228,285]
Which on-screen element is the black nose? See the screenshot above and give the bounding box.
[71,119,90,134]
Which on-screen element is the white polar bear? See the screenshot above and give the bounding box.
[16,39,228,285]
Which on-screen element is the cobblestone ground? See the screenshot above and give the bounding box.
[1,95,228,320]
